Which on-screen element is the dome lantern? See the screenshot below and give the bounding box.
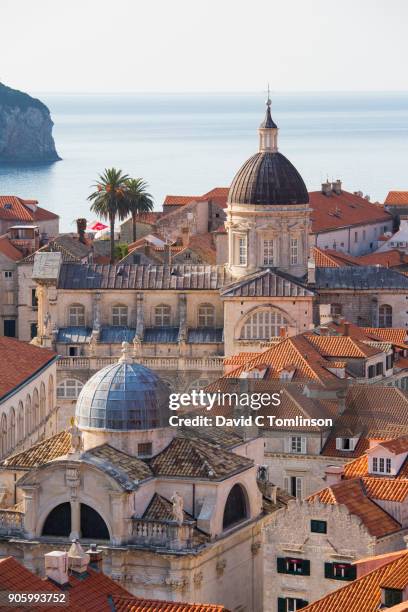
[258,94,278,153]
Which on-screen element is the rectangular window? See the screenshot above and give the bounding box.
[290,436,305,454]
[386,458,392,474]
[112,306,128,326]
[277,557,310,576]
[137,442,152,457]
[68,346,79,356]
[4,291,14,305]
[277,599,309,612]
[354,231,358,242]
[336,438,358,451]
[376,362,383,376]
[379,457,385,473]
[368,365,375,378]
[238,236,247,266]
[30,323,37,339]
[4,271,12,279]
[325,562,356,581]
[311,520,327,534]
[373,457,378,472]
[31,288,38,308]
[386,354,394,370]
[290,238,299,265]
[383,589,403,607]
[263,239,274,265]
[285,476,303,499]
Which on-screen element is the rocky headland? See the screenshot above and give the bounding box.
[0,82,61,163]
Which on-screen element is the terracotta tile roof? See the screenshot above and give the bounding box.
[379,436,408,454]
[2,431,71,468]
[362,477,408,502]
[385,191,408,205]
[142,492,190,521]
[0,337,56,401]
[357,249,408,268]
[305,335,381,358]
[163,195,198,206]
[33,206,59,221]
[222,335,349,385]
[312,247,360,268]
[309,190,392,233]
[223,352,260,366]
[0,236,23,260]
[0,196,34,221]
[112,597,228,612]
[175,232,217,265]
[343,453,370,478]
[163,188,229,210]
[322,387,408,457]
[308,478,401,537]
[362,327,408,346]
[85,444,153,488]
[301,550,408,612]
[150,436,252,479]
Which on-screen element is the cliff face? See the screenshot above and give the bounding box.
[0,83,61,163]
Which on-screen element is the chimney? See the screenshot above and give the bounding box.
[44,551,69,586]
[343,322,350,337]
[164,243,171,265]
[307,257,316,285]
[68,539,90,575]
[332,179,342,195]
[86,543,103,571]
[279,326,287,338]
[76,218,87,244]
[181,226,189,247]
[321,181,332,196]
[325,465,344,486]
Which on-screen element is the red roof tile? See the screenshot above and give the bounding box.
[0,236,23,260]
[0,337,56,400]
[309,190,392,233]
[308,478,401,537]
[0,196,33,221]
[112,596,228,611]
[301,550,408,612]
[385,191,408,205]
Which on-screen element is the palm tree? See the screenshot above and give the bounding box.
[88,168,130,263]
[125,178,154,243]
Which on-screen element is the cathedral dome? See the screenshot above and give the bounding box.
[75,343,170,431]
[227,99,309,206]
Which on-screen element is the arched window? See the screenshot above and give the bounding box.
[240,309,289,340]
[25,395,32,435]
[198,303,215,328]
[17,401,24,442]
[57,379,84,399]
[42,502,71,537]
[80,503,109,540]
[154,304,171,326]
[32,388,39,430]
[0,413,7,457]
[68,304,85,326]
[48,375,54,412]
[330,303,342,317]
[9,408,15,451]
[112,304,128,326]
[40,382,46,422]
[379,304,392,328]
[223,484,248,529]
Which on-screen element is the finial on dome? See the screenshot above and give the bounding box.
[259,86,277,131]
[119,341,133,364]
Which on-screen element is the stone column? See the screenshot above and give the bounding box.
[110,492,124,545]
[135,293,144,339]
[92,292,101,332]
[178,293,187,346]
[70,499,81,539]
[21,485,39,539]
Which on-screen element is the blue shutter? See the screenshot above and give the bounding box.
[302,559,310,576]
[277,557,286,573]
[346,564,357,580]
[324,562,333,579]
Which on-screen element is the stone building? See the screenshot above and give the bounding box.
[0,337,57,466]
[0,344,276,611]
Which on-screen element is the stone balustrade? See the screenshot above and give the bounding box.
[0,509,24,535]
[131,519,196,551]
[57,355,224,372]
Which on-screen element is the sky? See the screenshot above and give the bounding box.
[1,0,408,93]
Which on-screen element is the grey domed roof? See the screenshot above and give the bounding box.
[75,349,170,431]
[228,151,309,206]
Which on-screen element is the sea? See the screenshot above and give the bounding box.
[0,92,407,232]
